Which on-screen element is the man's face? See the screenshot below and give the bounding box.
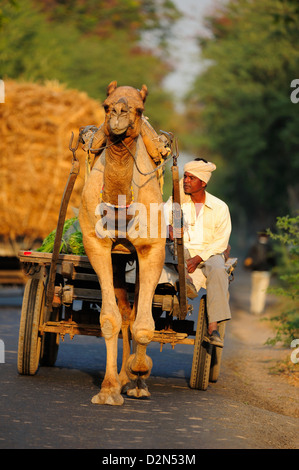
[183,172,206,195]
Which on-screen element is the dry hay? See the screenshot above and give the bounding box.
[0,80,104,254]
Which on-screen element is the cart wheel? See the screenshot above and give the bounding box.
[40,306,60,367]
[190,295,212,390]
[17,276,46,375]
[209,321,226,383]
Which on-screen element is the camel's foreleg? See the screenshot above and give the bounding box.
[82,238,123,406]
[91,333,123,406]
[125,242,165,398]
[113,256,135,388]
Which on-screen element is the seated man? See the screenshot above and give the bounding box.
[164,158,232,347]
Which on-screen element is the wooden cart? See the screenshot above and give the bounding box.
[17,136,236,391]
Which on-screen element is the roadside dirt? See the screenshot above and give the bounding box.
[218,268,299,420]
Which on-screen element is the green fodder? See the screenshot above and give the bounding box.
[36,217,85,255]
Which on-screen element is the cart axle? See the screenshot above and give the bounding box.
[39,321,195,346]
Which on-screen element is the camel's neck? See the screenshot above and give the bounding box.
[102,135,136,206]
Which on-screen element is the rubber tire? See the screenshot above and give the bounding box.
[189,295,212,391]
[17,277,45,375]
[39,306,60,367]
[209,321,226,383]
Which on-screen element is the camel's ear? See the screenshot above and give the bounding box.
[140,84,148,103]
[106,81,117,96]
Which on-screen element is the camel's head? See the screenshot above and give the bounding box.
[103,81,148,139]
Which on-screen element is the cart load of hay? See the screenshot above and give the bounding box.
[0,80,104,256]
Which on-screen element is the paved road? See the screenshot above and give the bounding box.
[0,286,297,451]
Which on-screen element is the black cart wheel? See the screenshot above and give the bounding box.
[39,305,60,367]
[17,276,46,375]
[189,295,212,390]
[209,321,226,383]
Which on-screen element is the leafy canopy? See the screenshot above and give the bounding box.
[0,0,180,130]
[184,0,299,236]
[267,214,299,346]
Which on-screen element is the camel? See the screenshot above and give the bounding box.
[79,81,169,405]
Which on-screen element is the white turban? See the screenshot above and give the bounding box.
[184,160,216,184]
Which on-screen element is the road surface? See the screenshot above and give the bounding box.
[0,272,298,450]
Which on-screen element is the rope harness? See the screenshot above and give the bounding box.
[85,126,174,178]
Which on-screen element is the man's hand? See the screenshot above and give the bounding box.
[223,244,231,261]
[186,255,203,273]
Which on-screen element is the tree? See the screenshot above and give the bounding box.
[184,0,299,242]
[32,0,180,41]
[267,214,299,346]
[0,0,180,130]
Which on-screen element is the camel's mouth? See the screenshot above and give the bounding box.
[110,126,128,136]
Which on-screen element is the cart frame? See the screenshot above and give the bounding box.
[17,134,236,391]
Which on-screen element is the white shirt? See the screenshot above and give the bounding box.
[164,191,231,262]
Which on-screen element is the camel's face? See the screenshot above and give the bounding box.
[105,97,132,135]
[103,82,148,138]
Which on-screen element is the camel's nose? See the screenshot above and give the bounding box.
[114,98,129,117]
[109,98,130,134]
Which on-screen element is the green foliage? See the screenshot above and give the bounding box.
[266,214,299,345]
[0,0,179,130]
[184,0,299,236]
[37,217,85,255]
[268,215,299,300]
[0,1,15,28]
[32,0,180,40]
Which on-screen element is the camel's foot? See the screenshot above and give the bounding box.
[126,353,153,380]
[122,377,151,398]
[91,389,124,406]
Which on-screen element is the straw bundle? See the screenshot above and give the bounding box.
[0,80,104,254]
